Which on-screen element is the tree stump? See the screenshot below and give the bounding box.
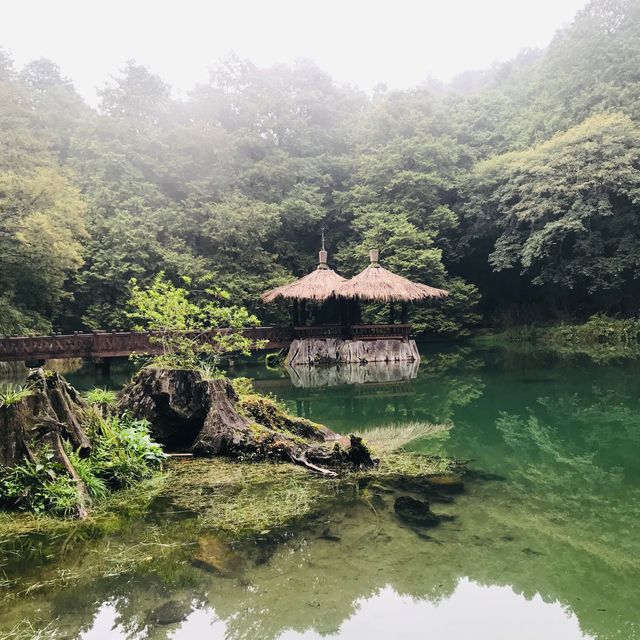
[0,369,91,516]
[119,367,375,476]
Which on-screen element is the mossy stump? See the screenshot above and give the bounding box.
[118,367,375,476]
[0,369,92,516]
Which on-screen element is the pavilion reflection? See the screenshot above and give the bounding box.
[285,359,419,388]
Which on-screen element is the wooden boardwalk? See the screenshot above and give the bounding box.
[0,324,411,363]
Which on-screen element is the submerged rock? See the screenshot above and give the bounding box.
[192,535,244,576]
[394,496,440,529]
[387,476,459,502]
[425,475,465,494]
[147,600,192,625]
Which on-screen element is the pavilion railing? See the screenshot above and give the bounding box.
[348,324,412,341]
[292,324,411,341]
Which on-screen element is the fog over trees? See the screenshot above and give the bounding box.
[1,0,639,336]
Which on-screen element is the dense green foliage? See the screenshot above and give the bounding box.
[127,273,263,371]
[1,0,640,335]
[0,403,165,516]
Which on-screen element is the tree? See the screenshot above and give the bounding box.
[463,113,640,314]
[127,272,265,372]
[0,167,86,334]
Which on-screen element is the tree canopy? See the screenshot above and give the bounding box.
[1,0,639,336]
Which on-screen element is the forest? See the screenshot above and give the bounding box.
[1,0,640,338]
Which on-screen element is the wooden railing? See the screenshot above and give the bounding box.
[0,324,412,362]
[349,324,412,341]
[292,324,411,342]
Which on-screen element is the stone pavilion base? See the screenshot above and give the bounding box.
[286,338,420,366]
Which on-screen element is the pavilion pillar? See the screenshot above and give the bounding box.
[292,299,299,326]
[349,298,362,325]
[300,300,307,326]
[339,299,348,326]
[400,302,409,324]
[389,300,395,324]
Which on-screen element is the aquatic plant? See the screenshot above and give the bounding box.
[167,459,331,535]
[356,421,453,454]
[0,619,62,640]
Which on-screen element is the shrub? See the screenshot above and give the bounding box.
[89,413,166,489]
[0,414,166,516]
[544,315,640,362]
[0,448,79,516]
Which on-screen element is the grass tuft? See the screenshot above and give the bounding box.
[83,387,118,411]
[0,385,34,408]
[355,421,452,454]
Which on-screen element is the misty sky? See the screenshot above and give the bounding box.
[2,0,589,105]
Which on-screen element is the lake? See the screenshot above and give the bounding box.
[1,343,639,639]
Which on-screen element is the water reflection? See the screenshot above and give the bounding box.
[80,581,593,640]
[2,345,640,639]
[285,359,419,388]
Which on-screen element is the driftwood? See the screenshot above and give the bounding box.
[0,369,91,516]
[118,367,375,476]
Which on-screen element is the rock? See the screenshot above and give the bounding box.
[191,535,244,576]
[384,477,456,503]
[425,475,465,494]
[318,528,341,542]
[394,496,440,529]
[522,547,544,556]
[464,469,506,482]
[147,600,191,625]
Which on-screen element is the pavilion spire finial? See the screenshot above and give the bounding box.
[318,226,328,269]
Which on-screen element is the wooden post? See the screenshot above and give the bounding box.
[401,302,409,324]
[389,300,395,324]
[292,299,299,326]
[349,298,362,325]
[300,300,307,326]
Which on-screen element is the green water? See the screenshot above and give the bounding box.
[1,344,639,639]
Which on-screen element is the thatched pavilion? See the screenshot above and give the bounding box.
[334,249,448,324]
[261,247,448,365]
[260,249,346,326]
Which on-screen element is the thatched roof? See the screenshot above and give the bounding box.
[334,249,449,302]
[261,250,347,303]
